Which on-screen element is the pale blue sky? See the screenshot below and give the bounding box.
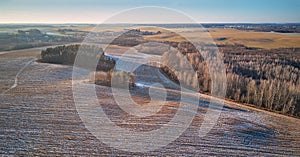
[0,0,299,23]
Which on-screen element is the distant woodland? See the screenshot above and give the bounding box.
[0,29,84,51]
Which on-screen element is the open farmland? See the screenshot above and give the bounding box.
[0,24,300,156]
[0,42,300,156]
[143,27,300,49]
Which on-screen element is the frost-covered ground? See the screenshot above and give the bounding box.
[0,50,300,156]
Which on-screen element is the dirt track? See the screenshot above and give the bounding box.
[0,49,300,156]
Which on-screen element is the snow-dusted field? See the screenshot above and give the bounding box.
[0,49,300,156]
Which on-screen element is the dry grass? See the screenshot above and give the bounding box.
[143,28,300,49]
[90,71,111,84]
[0,49,41,58]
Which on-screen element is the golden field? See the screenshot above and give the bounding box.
[142,28,300,49]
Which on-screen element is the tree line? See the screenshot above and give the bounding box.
[40,44,134,87]
[161,42,300,117]
[40,44,115,71]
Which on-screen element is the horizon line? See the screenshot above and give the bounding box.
[0,22,299,25]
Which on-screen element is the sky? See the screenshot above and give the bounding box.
[0,0,299,23]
